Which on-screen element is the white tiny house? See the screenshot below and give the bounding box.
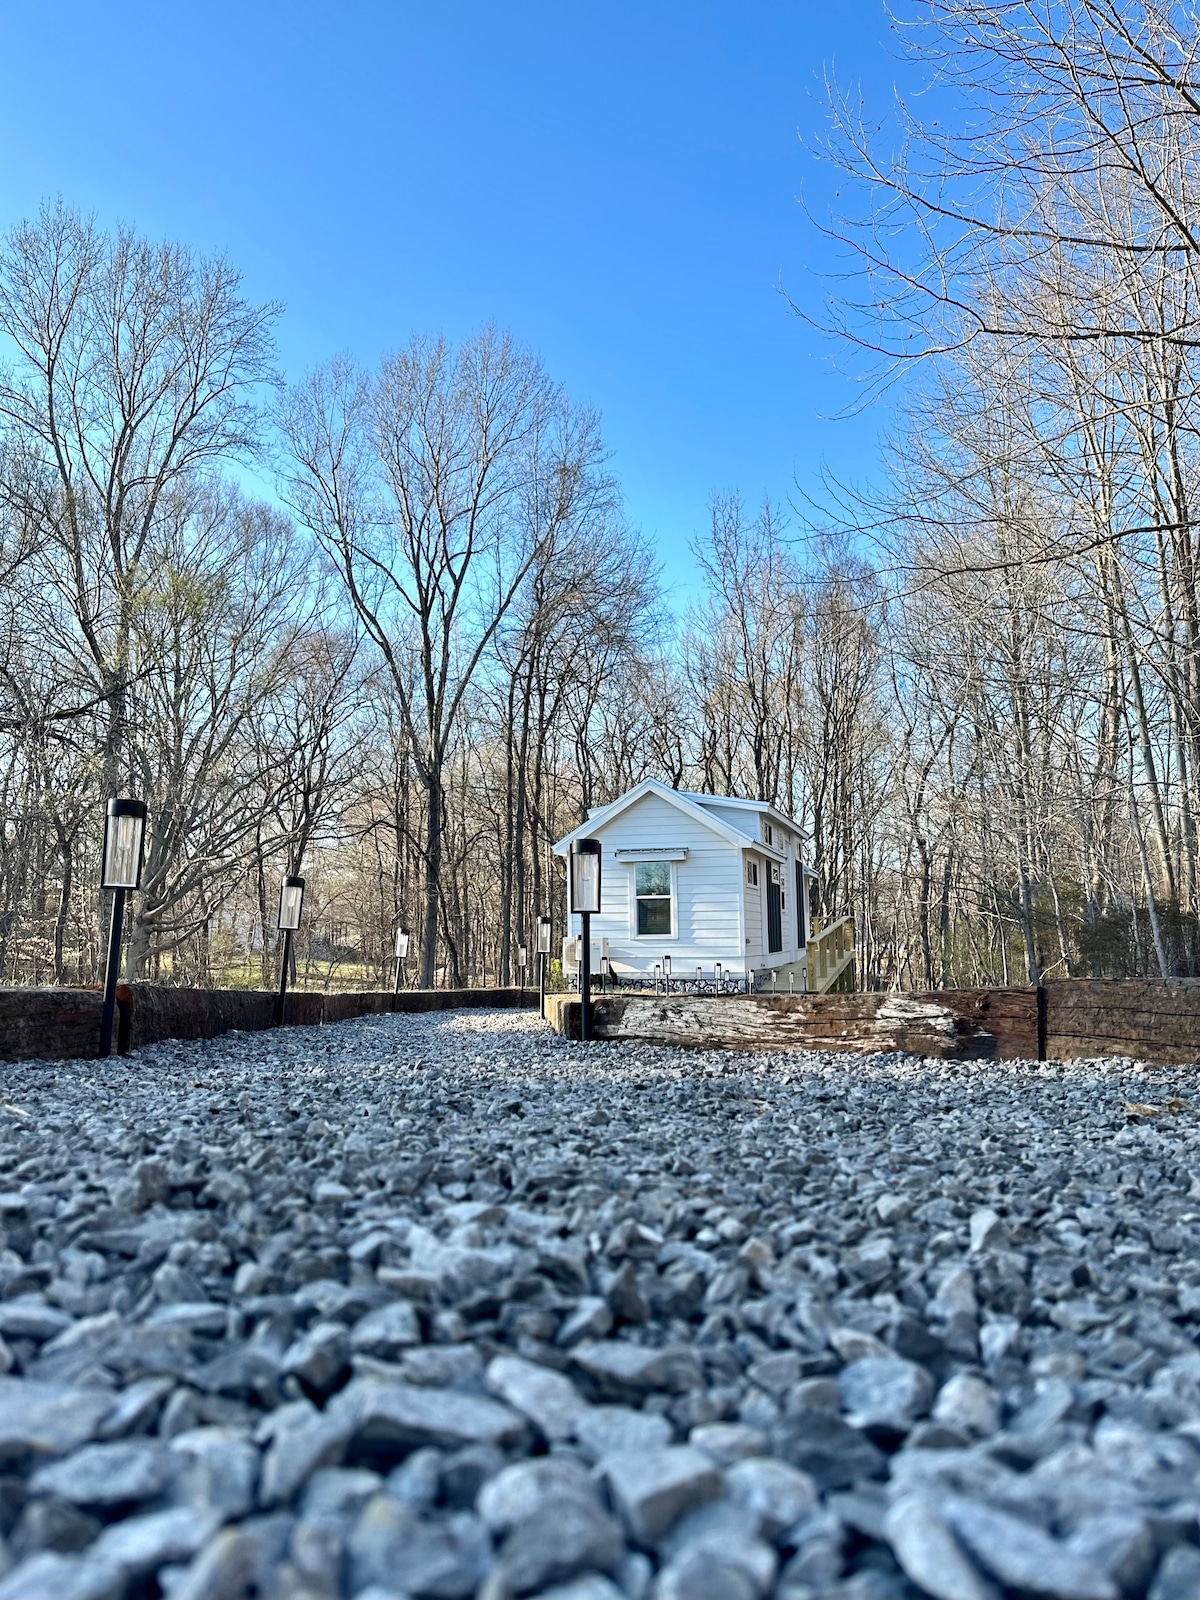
[553,778,815,987]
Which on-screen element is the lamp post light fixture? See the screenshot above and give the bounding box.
[653,962,661,994]
[274,875,306,1026]
[393,925,410,996]
[517,943,528,998]
[536,914,551,1018]
[715,961,723,992]
[662,954,672,993]
[568,838,601,1042]
[99,798,148,1059]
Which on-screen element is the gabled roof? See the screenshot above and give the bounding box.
[552,778,757,855]
[552,778,808,855]
[684,791,810,842]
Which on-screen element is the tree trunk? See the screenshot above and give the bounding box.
[419,771,443,989]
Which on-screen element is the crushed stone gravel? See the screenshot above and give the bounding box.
[0,1007,1197,1598]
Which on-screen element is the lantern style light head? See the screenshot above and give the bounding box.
[568,838,602,915]
[277,875,305,932]
[663,955,672,978]
[102,798,148,890]
[518,944,527,966]
[394,925,410,960]
[537,915,551,955]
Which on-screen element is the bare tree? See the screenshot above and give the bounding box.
[281,330,614,986]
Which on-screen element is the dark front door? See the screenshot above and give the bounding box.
[767,875,783,954]
[796,861,807,945]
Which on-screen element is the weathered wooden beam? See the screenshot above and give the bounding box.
[0,985,537,1063]
[1044,979,1200,1065]
[549,988,1039,1059]
[0,987,107,1061]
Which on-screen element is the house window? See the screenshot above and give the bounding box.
[635,862,673,935]
[747,861,759,887]
[764,822,773,845]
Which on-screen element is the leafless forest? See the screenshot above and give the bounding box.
[3,0,1200,992]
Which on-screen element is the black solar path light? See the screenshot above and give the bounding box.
[393,925,410,995]
[517,943,528,998]
[537,915,551,1018]
[99,798,148,1059]
[568,838,601,1042]
[274,875,305,1026]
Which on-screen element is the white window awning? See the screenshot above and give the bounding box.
[614,846,689,861]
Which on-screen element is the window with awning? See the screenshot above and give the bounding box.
[635,861,673,934]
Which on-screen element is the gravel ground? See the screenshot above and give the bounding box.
[0,1009,1198,1600]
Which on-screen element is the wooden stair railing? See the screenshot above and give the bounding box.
[806,916,856,994]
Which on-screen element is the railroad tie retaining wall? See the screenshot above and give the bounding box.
[547,983,1200,1067]
[1044,979,1200,1066]
[0,985,536,1063]
[0,987,109,1064]
[9,979,1199,1067]
[546,988,1039,1059]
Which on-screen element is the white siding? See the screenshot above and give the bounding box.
[697,802,755,838]
[779,835,799,956]
[743,861,763,955]
[569,792,745,973]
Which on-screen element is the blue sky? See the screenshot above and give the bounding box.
[0,1,905,607]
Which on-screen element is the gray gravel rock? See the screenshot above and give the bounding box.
[170,1525,260,1600]
[280,1319,350,1393]
[3,1007,1200,1598]
[348,1493,489,1598]
[485,1353,588,1440]
[944,1496,1119,1598]
[573,1404,674,1460]
[600,1446,724,1543]
[0,1550,125,1600]
[496,1493,625,1594]
[477,1457,601,1533]
[29,1440,172,1507]
[350,1299,421,1357]
[884,1492,999,1600]
[652,1544,763,1600]
[1149,1543,1200,1600]
[572,1339,701,1397]
[690,1422,768,1464]
[89,1507,221,1578]
[334,1375,527,1454]
[932,1372,1000,1438]
[169,1425,259,1519]
[837,1356,934,1434]
[771,1409,886,1489]
[725,1457,818,1540]
[0,1379,112,1460]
